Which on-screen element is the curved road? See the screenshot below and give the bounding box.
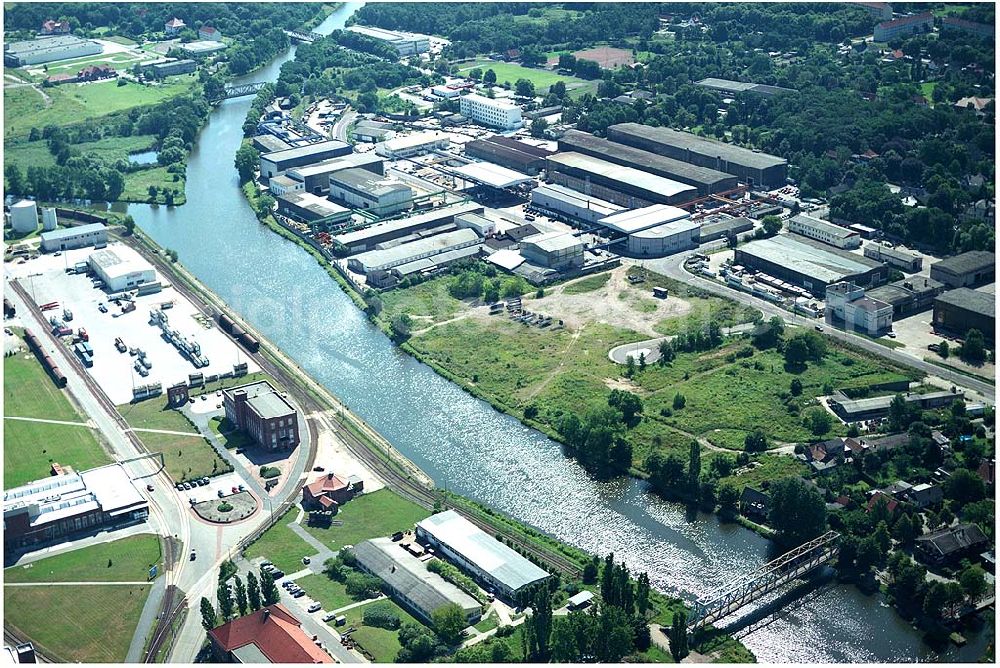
[643,253,995,403]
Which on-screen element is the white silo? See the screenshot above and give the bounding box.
[42,207,58,231]
[10,200,38,235]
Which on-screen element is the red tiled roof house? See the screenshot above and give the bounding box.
[208,605,333,663]
[302,472,363,511]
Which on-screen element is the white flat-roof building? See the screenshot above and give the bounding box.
[531,183,623,224]
[460,93,523,130]
[788,214,861,249]
[455,212,498,237]
[88,246,158,293]
[431,84,462,98]
[4,35,102,66]
[179,40,228,57]
[825,282,893,336]
[4,464,149,549]
[259,141,353,179]
[9,200,38,234]
[626,218,702,257]
[328,169,413,216]
[346,25,430,56]
[520,231,584,270]
[40,222,108,252]
[597,204,692,235]
[416,510,549,600]
[375,132,450,159]
[453,162,533,189]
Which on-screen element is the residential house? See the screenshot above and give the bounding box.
[40,19,71,35]
[301,472,363,511]
[164,18,186,35]
[915,524,989,566]
[906,483,942,509]
[866,491,899,515]
[198,25,222,41]
[800,438,844,473]
[954,97,993,114]
[208,605,333,663]
[77,64,115,81]
[931,430,951,449]
[977,459,995,487]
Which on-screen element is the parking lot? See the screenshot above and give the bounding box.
[7,242,262,405]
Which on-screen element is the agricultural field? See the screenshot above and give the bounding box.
[455,60,587,93]
[3,351,110,487]
[244,508,315,574]
[301,489,430,551]
[3,77,198,139]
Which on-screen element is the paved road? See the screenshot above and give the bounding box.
[644,253,995,402]
[126,577,167,662]
[332,109,358,142]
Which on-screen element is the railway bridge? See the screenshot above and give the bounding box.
[208,81,268,103]
[689,531,840,633]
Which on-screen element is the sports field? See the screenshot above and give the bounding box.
[4,351,110,487]
[455,60,586,92]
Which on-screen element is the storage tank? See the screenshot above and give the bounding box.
[41,207,58,231]
[10,200,38,234]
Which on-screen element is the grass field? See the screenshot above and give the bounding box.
[4,352,110,487]
[563,272,611,295]
[455,60,586,92]
[722,453,810,490]
[295,573,360,611]
[121,165,187,205]
[4,584,150,662]
[379,278,465,327]
[301,489,431,551]
[244,508,315,573]
[116,399,230,481]
[4,534,162,583]
[209,416,254,449]
[5,134,159,169]
[4,77,198,139]
[334,598,424,663]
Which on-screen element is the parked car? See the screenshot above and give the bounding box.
[98,303,108,313]
[293,590,305,598]
[217,489,225,498]
[887,331,897,338]
[814,325,824,332]
[190,550,197,561]
[308,603,322,613]
[302,557,311,565]
[146,484,155,492]
[322,613,337,622]
[927,343,941,352]
[313,466,325,472]
[232,486,239,494]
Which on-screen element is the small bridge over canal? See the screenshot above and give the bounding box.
[689,531,840,633]
[208,81,268,103]
[284,29,324,43]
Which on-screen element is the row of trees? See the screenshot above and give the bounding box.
[200,563,281,631]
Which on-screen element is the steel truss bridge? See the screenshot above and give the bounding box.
[689,531,840,633]
[284,29,324,43]
[209,81,268,103]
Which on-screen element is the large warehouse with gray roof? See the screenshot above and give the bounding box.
[546,152,697,207]
[607,123,788,188]
[557,130,739,196]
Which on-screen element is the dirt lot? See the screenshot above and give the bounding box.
[570,46,635,68]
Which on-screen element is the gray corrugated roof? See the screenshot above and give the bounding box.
[417,510,549,593]
[393,244,483,276]
[932,251,995,276]
[935,287,996,317]
[40,222,106,242]
[548,152,697,198]
[352,537,480,621]
[352,228,480,272]
[608,123,787,170]
[738,235,883,284]
[330,168,410,198]
[261,140,350,164]
[333,203,483,247]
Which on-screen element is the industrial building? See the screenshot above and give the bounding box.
[4,464,149,549]
[4,35,102,66]
[557,130,739,196]
[933,288,995,340]
[734,234,889,296]
[864,243,922,272]
[547,153,698,207]
[699,215,754,242]
[351,120,397,143]
[453,162,533,190]
[9,200,38,234]
[459,93,523,130]
[873,12,933,42]
[598,204,692,235]
[328,169,413,216]
[829,390,964,422]
[253,134,292,154]
[276,192,352,225]
[825,282,893,336]
[88,247,158,293]
[259,140,352,179]
[929,251,995,288]
[282,153,383,195]
[531,183,623,225]
[868,277,945,316]
[455,212,497,237]
[788,214,861,249]
[331,202,483,253]
[347,228,481,274]
[374,132,450,159]
[607,123,788,188]
[416,510,550,600]
[222,380,300,451]
[695,78,797,97]
[179,40,227,57]
[144,58,197,78]
[352,537,482,625]
[346,25,429,56]
[40,222,108,252]
[268,175,303,197]
[519,232,584,270]
[464,136,553,176]
[626,219,701,257]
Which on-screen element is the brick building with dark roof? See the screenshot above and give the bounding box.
[208,605,333,663]
[301,472,363,510]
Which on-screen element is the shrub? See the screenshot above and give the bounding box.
[259,466,280,479]
[363,603,401,630]
[218,502,234,512]
[345,572,383,600]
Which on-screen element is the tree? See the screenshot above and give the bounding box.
[635,572,651,616]
[717,482,740,516]
[959,564,988,602]
[922,581,951,620]
[234,143,258,183]
[805,407,832,436]
[515,78,536,98]
[122,215,136,235]
[938,341,950,359]
[753,316,784,349]
[790,378,803,396]
[431,603,466,645]
[582,555,599,584]
[397,622,440,662]
[744,429,768,453]
[784,336,810,368]
[483,68,497,85]
[873,521,891,554]
[525,586,553,661]
[761,215,783,236]
[200,597,218,631]
[668,611,688,661]
[608,389,642,424]
[530,117,549,138]
[960,329,987,365]
[943,468,986,506]
[658,338,675,365]
[624,354,636,378]
[4,164,25,197]
[390,313,412,341]
[246,571,262,611]
[673,393,686,409]
[259,568,280,606]
[217,581,235,621]
[768,477,827,545]
[687,440,701,490]
[558,53,576,71]
[233,575,248,617]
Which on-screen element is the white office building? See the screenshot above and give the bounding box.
[825,282,893,336]
[788,214,861,249]
[375,132,450,159]
[459,93,523,130]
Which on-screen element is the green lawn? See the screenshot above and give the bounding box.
[116,399,230,481]
[301,489,431,551]
[209,416,254,449]
[4,352,110,487]
[563,272,611,295]
[40,51,153,76]
[4,534,162,583]
[4,77,198,139]
[379,277,466,326]
[456,60,586,92]
[4,584,150,663]
[295,573,360,611]
[722,453,810,490]
[121,165,187,205]
[919,82,937,103]
[244,507,315,574]
[335,598,424,664]
[5,134,158,170]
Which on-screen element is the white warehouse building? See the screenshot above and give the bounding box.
[825,282,893,336]
[375,132,450,159]
[459,93,523,130]
[346,25,429,56]
[788,214,861,249]
[40,223,108,252]
[88,246,158,293]
[9,200,38,234]
[531,183,623,225]
[328,169,413,216]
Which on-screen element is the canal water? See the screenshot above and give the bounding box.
[126,4,988,661]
